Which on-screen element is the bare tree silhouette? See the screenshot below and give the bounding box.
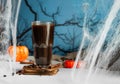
[18,0,102,56]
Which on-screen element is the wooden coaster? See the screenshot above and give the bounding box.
[17,63,61,76]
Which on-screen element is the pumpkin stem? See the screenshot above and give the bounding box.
[10,39,13,45]
[17,41,22,46]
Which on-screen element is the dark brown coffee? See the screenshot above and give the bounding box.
[32,21,54,66]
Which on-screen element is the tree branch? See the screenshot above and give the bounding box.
[24,0,37,21]
[17,27,31,39]
[53,46,79,54]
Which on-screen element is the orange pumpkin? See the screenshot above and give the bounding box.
[8,46,29,62]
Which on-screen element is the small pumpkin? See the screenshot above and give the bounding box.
[8,46,29,62]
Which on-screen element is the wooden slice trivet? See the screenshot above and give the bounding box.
[17,63,61,76]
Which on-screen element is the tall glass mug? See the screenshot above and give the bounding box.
[32,21,54,66]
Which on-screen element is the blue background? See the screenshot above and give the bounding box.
[17,0,118,56]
